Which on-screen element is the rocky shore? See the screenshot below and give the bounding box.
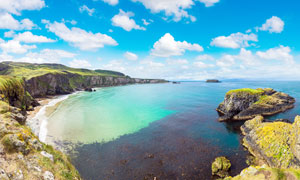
[0,62,168,180]
[213,88,300,180]
[216,88,295,121]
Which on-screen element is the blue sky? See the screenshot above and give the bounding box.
[0,0,300,80]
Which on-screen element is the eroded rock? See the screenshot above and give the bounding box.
[216,88,295,121]
[211,156,231,178]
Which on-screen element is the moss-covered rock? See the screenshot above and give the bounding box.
[216,88,295,121]
[226,165,300,180]
[212,156,231,178]
[241,116,300,169]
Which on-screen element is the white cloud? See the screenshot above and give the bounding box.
[15,49,76,63]
[0,40,36,54]
[0,13,36,30]
[132,0,219,22]
[132,0,195,22]
[193,61,214,68]
[44,21,118,51]
[197,0,219,7]
[124,51,138,61]
[79,5,95,16]
[142,19,151,26]
[256,45,294,64]
[112,10,145,31]
[166,59,188,65]
[0,0,45,15]
[10,31,56,43]
[102,60,126,72]
[211,32,258,49]
[140,60,165,67]
[151,33,203,57]
[69,59,92,68]
[216,54,235,67]
[259,16,284,33]
[195,54,215,61]
[102,0,119,6]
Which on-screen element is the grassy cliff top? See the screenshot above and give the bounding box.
[0,61,126,80]
[226,88,265,96]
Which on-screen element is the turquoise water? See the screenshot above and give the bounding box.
[46,81,300,179]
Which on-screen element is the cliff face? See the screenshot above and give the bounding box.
[216,88,295,121]
[25,72,167,97]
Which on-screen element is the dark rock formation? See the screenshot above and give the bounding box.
[211,156,231,178]
[206,79,220,83]
[25,72,168,97]
[216,88,295,121]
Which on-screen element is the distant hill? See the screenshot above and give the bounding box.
[0,61,126,80]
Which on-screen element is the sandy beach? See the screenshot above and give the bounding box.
[26,94,74,143]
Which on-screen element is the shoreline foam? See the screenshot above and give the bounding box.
[26,93,76,143]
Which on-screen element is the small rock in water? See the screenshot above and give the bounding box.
[211,156,231,178]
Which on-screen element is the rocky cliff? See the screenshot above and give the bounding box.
[25,72,167,97]
[0,76,81,180]
[216,88,295,121]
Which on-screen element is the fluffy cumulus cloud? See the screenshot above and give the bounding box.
[151,33,203,57]
[198,0,219,7]
[102,0,119,6]
[124,51,138,61]
[7,31,56,43]
[132,0,195,22]
[259,16,284,33]
[0,0,45,15]
[0,40,36,54]
[44,21,118,51]
[195,54,215,61]
[211,32,258,49]
[69,59,92,68]
[256,45,294,64]
[12,49,76,63]
[79,5,95,16]
[132,0,219,22]
[0,13,36,30]
[193,61,214,68]
[112,10,145,31]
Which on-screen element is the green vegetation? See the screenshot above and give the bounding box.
[0,61,126,80]
[226,88,265,96]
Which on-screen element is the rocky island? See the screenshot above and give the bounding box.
[216,88,295,121]
[206,79,221,83]
[0,62,168,179]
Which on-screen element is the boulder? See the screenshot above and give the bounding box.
[216,88,295,121]
[211,156,231,178]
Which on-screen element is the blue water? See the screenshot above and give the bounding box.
[47,81,300,180]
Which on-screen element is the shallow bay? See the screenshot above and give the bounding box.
[45,81,300,179]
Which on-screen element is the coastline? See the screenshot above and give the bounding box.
[26,93,77,143]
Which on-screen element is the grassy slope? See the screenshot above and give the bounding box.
[0,61,126,80]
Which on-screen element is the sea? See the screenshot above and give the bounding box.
[42,81,300,180]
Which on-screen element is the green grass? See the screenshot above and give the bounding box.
[0,62,126,80]
[226,88,265,96]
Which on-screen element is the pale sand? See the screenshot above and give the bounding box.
[26,94,73,143]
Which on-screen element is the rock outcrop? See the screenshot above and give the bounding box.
[216,88,295,121]
[211,156,231,178]
[225,115,300,180]
[241,116,300,169]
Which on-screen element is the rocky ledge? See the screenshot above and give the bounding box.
[224,115,300,180]
[216,88,295,121]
